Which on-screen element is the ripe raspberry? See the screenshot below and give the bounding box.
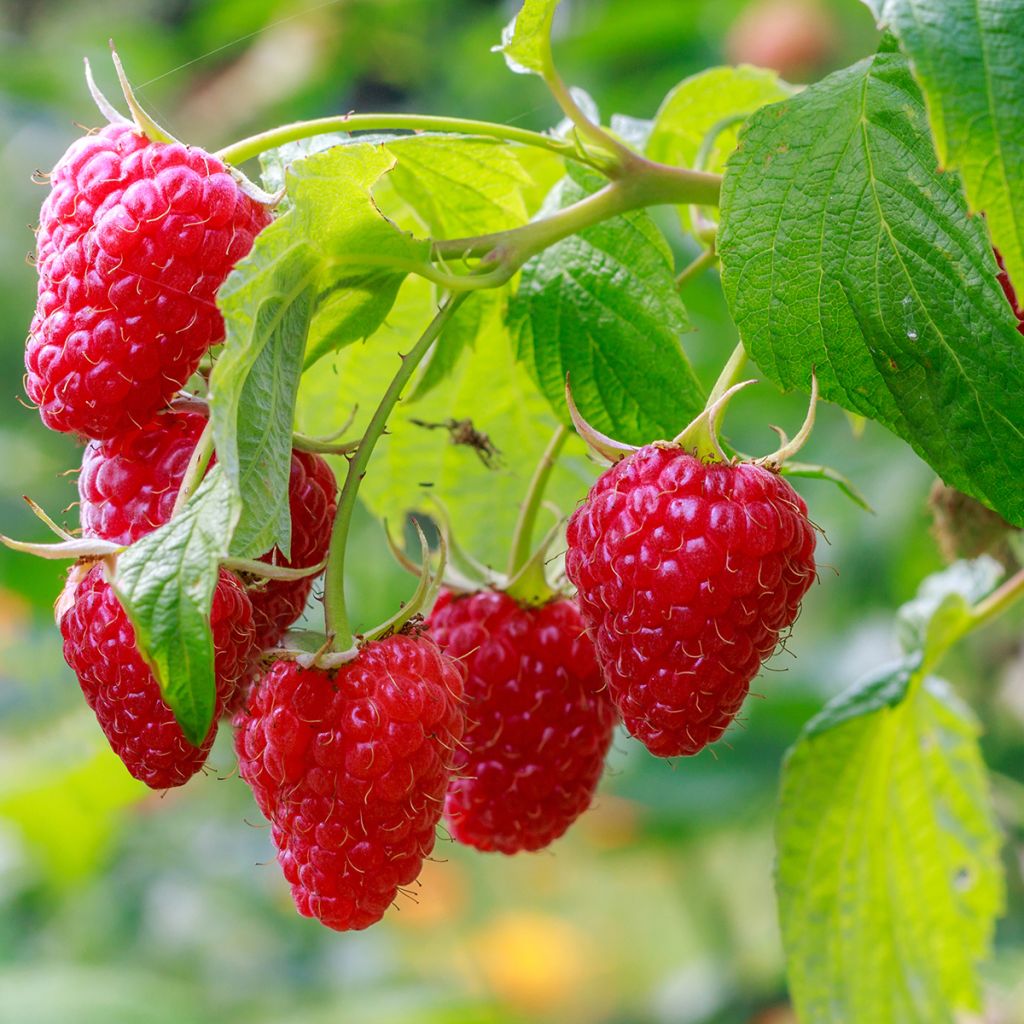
[60,564,258,788]
[995,249,1024,334]
[246,450,337,648]
[79,408,206,545]
[27,123,270,438]
[79,411,336,647]
[428,589,617,854]
[565,448,816,757]
[234,635,465,931]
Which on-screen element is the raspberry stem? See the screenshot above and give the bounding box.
[323,293,468,651]
[506,424,569,578]
[215,114,590,168]
[171,420,215,517]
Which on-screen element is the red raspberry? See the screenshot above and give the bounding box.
[60,564,258,789]
[79,408,206,545]
[246,450,337,648]
[428,590,617,854]
[79,411,336,647]
[995,249,1024,334]
[565,448,816,757]
[27,123,270,439]
[234,635,465,931]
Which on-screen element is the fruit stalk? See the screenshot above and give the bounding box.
[506,423,568,578]
[322,293,468,651]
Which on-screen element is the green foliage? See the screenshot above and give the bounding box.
[896,556,1004,670]
[863,0,1024,293]
[647,65,792,234]
[212,143,428,559]
[297,277,595,572]
[112,468,239,746]
[495,0,559,77]
[508,168,704,444]
[719,48,1024,526]
[387,135,535,236]
[777,559,1007,1023]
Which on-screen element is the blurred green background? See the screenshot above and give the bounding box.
[2,1,1024,1022]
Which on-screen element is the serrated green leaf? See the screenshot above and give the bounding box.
[212,144,428,558]
[296,277,596,574]
[896,556,1003,669]
[863,0,1024,297]
[112,468,240,746]
[719,49,1024,527]
[495,0,559,77]
[779,669,1003,1023]
[507,169,704,444]
[647,65,793,236]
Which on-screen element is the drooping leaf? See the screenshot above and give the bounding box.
[112,468,240,745]
[495,0,559,77]
[508,169,704,444]
[896,556,1003,671]
[719,49,1024,526]
[647,65,793,235]
[863,0,1024,295]
[778,667,1003,1023]
[211,143,429,558]
[296,277,596,575]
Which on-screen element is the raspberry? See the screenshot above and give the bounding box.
[565,448,816,757]
[995,249,1024,334]
[79,411,337,647]
[234,634,465,931]
[27,123,270,439]
[428,589,617,854]
[79,408,206,545]
[60,564,258,789]
[246,450,337,648]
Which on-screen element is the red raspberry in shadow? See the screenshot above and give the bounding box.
[27,123,270,438]
[60,564,257,789]
[428,589,617,853]
[245,451,337,649]
[566,448,817,757]
[234,634,465,931]
[79,410,337,649]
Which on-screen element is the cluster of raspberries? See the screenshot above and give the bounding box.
[28,121,822,933]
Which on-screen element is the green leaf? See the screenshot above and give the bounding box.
[507,169,704,444]
[719,49,1024,527]
[212,143,428,558]
[863,0,1024,296]
[296,277,596,573]
[495,0,559,77]
[411,290,501,401]
[896,556,1003,670]
[647,65,793,235]
[778,669,1004,1023]
[386,135,533,236]
[112,468,240,746]
[258,132,347,201]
